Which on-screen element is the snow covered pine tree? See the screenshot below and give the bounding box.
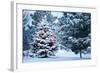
[29,16,58,58]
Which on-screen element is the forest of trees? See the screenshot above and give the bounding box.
[23,10,91,59]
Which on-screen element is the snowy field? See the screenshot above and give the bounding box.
[23,49,91,63]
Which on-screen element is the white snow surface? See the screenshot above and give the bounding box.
[23,49,91,63]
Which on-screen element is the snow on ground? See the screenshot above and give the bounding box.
[23,49,91,63]
[56,49,90,58]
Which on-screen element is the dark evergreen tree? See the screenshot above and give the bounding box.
[58,12,91,58]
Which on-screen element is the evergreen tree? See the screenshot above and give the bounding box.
[29,15,58,58]
[58,12,91,58]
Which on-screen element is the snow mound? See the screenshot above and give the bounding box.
[56,49,78,57]
[56,49,67,57]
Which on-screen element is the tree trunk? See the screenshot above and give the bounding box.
[44,51,48,58]
[80,49,82,59]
